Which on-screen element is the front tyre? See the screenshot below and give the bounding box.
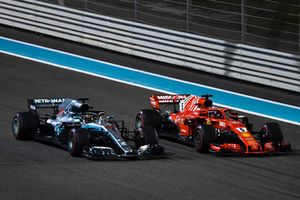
[135,109,161,130]
[135,126,159,148]
[260,122,283,143]
[67,128,90,157]
[193,125,216,153]
[11,112,38,140]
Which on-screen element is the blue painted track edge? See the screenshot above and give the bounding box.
[0,36,299,126]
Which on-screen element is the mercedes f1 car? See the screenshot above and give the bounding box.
[135,94,291,155]
[12,98,163,159]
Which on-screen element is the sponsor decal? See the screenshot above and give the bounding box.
[156,95,187,100]
[207,119,212,125]
[157,99,175,103]
[219,122,226,127]
[150,98,157,107]
[34,98,65,104]
[30,105,36,110]
[156,95,188,103]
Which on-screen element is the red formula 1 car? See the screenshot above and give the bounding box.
[135,94,291,155]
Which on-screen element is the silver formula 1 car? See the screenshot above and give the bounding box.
[11,98,164,159]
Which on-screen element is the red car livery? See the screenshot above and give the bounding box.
[135,94,291,155]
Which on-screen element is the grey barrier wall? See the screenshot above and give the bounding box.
[38,0,300,55]
[0,0,299,92]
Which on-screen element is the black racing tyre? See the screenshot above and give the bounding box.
[67,128,90,157]
[135,126,158,148]
[238,116,253,131]
[239,116,249,125]
[135,109,161,130]
[246,123,253,132]
[260,122,283,143]
[193,125,216,153]
[11,112,38,140]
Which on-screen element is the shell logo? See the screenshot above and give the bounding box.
[242,133,251,137]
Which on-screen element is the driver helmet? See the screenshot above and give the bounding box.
[84,114,94,123]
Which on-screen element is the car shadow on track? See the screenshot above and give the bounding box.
[32,137,299,162]
[159,136,299,158]
[33,138,172,161]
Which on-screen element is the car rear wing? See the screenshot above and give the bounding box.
[150,94,190,109]
[27,98,66,111]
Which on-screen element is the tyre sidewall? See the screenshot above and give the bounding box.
[12,112,38,140]
[67,128,90,157]
[135,109,161,130]
[135,126,158,148]
[260,122,283,142]
[67,129,77,156]
[193,125,215,153]
[194,127,206,153]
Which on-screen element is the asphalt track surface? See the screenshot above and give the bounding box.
[0,26,300,200]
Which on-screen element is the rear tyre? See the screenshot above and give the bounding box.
[67,128,90,157]
[11,112,38,140]
[135,126,158,148]
[135,109,161,130]
[238,116,253,131]
[260,122,283,143]
[193,125,216,153]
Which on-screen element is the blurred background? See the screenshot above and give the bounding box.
[38,0,299,55]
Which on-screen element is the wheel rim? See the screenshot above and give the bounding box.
[135,115,142,129]
[194,129,201,146]
[68,134,74,151]
[12,117,20,135]
[195,130,201,143]
[135,129,144,148]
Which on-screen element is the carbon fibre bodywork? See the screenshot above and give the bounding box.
[12,98,163,159]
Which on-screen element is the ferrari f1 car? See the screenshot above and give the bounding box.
[11,98,163,159]
[135,94,291,155]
